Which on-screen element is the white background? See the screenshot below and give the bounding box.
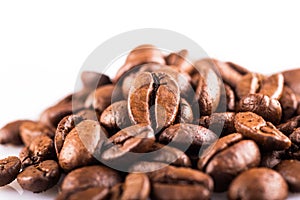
[0,1,300,199]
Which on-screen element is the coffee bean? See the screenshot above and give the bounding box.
[283,68,300,98]
[76,109,99,121]
[148,165,213,200]
[58,120,106,172]
[224,84,236,111]
[279,86,298,121]
[114,44,166,83]
[259,73,284,99]
[165,49,192,73]
[277,115,300,135]
[81,71,111,90]
[100,100,132,132]
[235,112,291,150]
[19,121,54,146]
[120,173,150,200]
[19,135,55,168]
[60,165,121,196]
[142,142,191,167]
[237,93,282,124]
[175,98,194,124]
[235,73,264,99]
[275,159,300,192]
[198,112,236,136]
[228,168,288,200]
[198,133,260,192]
[0,156,21,186]
[17,160,60,193]
[260,150,286,168]
[0,120,33,145]
[65,187,110,200]
[128,161,169,173]
[159,123,217,153]
[128,72,180,130]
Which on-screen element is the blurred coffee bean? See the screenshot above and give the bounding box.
[81,71,111,89]
[259,73,284,99]
[120,173,150,200]
[235,112,291,150]
[20,121,54,146]
[0,120,33,145]
[279,86,298,122]
[275,159,300,192]
[260,150,286,168]
[0,156,21,186]
[175,98,194,124]
[228,168,288,200]
[277,115,300,135]
[17,160,60,193]
[76,109,99,121]
[235,73,263,99]
[165,49,193,73]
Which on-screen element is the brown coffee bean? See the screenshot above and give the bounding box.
[165,49,192,73]
[237,93,282,124]
[85,84,116,112]
[100,100,132,132]
[198,133,260,192]
[228,168,288,200]
[159,123,217,152]
[65,187,110,200]
[235,112,291,150]
[128,161,169,173]
[101,124,155,167]
[0,120,33,145]
[76,109,99,121]
[114,44,166,83]
[19,121,54,146]
[148,165,213,200]
[193,60,221,116]
[277,115,300,135]
[289,127,300,144]
[198,112,236,136]
[175,98,193,124]
[283,68,300,98]
[259,73,284,99]
[235,73,263,99]
[226,61,250,75]
[19,135,55,168]
[17,160,60,193]
[120,173,150,200]
[60,165,121,196]
[58,120,106,172]
[275,160,300,192]
[279,86,298,121]
[224,84,235,111]
[128,72,180,130]
[142,142,191,167]
[0,156,21,186]
[81,71,111,89]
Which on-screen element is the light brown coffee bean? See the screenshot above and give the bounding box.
[0,156,21,186]
[235,73,264,99]
[275,159,300,192]
[0,120,33,145]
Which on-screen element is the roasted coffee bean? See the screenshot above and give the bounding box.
[289,127,300,144]
[142,142,191,167]
[193,60,221,115]
[235,73,263,99]
[62,187,110,200]
[224,84,235,111]
[119,173,150,200]
[81,71,111,90]
[283,68,300,99]
[128,72,180,130]
[19,135,55,168]
[114,44,166,83]
[228,168,288,200]
[100,100,131,132]
[19,121,54,146]
[0,156,21,186]
[60,165,121,196]
[0,120,33,145]
[175,98,193,124]
[198,112,236,136]
[101,124,155,167]
[198,133,260,192]
[259,73,284,99]
[275,159,300,192]
[85,84,116,112]
[128,161,169,173]
[159,123,217,152]
[277,115,300,135]
[260,150,286,168]
[165,49,192,73]
[76,109,99,121]
[235,112,291,150]
[148,165,213,200]
[237,93,282,124]
[17,160,60,193]
[58,120,106,172]
[280,86,298,121]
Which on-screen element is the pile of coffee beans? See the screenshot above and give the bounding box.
[1,44,300,200]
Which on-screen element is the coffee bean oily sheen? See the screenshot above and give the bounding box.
[128,72,180,130]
